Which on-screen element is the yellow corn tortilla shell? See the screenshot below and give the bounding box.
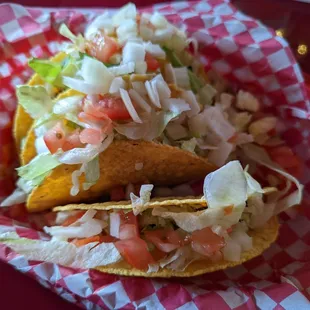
[53,202,279,277]
[53,196,207,212]
[26,141,215,212]
[13,52,67,150]
[20,89,84,166]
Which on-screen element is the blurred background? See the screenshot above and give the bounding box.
[6,0,310,75]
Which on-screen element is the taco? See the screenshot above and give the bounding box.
[0,161,281,277]
[4,4,303,213]
[13,52,68,150]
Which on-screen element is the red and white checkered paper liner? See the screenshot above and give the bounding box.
[1,1,310,309]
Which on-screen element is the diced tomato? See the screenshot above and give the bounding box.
[267,146,302,178]
[151,247,167,261]
[44,212,57,226]
[72,235,103,247]
[84,94,131,121]
[166,229,185,246]
[43,122,66,154]
[61,211,85,227]
[110,186,126,201]
[144,229,179,253]
[86,32,119,63]
[145,53,160,71]
[62,130,84,151]
[119,224,139,240]
[191,227,225,257]
[119,211,139,237]
[79,128,104,145]
[115,238,154,270]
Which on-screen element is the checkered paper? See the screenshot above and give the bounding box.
[1,1,310,309]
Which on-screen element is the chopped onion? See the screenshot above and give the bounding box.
[222,239,241,262]
[162,98,190,114]
[140,24,154,41]
[35,136,49,155]
[145,80,160,108]
[164,63,177,84]
[63,77,104,95]
[129,89,151,113]
[199,84,217,105]
[143,42,166,58]
[43,219,104,239]
[55,211,80,225]
[80,56,114,92]
[132,81,147,96]
[166,122,188,140]
[181,90,200,117]
[153,75,171,100]
[108,62,135,76]
[109,77,127,95]
[53,96,83,115]
[85,13,114,39]
[120,89,142,123]
[112,3,136,27]
[203,106,236,141]
[109,212,121,238]
[208,141,233,167]
[135,61,147,74]
[122,41,145,64]
[188,113,209,137]
[230,230,252,251]
[150,12,168,29]
[174,67,190,89]
[153,28,174,42]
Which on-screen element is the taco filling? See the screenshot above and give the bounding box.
[0,160,300,276]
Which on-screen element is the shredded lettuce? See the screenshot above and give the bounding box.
[17,153,61,181]
[204,160,247,209]
[83,156,100,190]
[16,86,53,119]
[1,237,121,268]
[28,58,62,85]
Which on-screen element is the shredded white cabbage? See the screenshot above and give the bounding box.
[53,96,83,115]
[120,88,142,123]
[204,160,247,209]
[242,144,303,218]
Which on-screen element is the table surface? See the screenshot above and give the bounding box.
[1,1,310,309]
